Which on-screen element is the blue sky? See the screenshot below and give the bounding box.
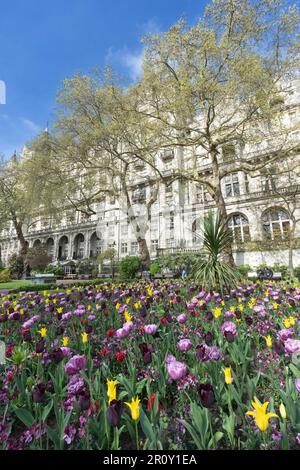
[0,0,206,158]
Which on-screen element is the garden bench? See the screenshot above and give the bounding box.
[247,271,282,280]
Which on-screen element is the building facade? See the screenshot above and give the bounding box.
[1,83,300,269]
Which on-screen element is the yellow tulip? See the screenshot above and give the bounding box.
[81,332,88,343]
[246,397,278,432]
[62,337,69,347]
[125,396,141,421]
[264,335,272,348]
[279,403,286,420]
[39,327,47,338]
[213,307,222,318]
[124,311,132,323]
[107,379,118,404]
[223,367,233,385]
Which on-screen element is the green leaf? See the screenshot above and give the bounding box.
[42,399,53,422]
[140,410,155,442]
[45,424,61,449]
[13,407,35,428]
[289,363,300,378]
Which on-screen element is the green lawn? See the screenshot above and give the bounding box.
[0,279,34,290]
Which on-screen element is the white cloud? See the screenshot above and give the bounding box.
[21,118,40,133]
[139,18,161,35]
[106,46,144,82]
[105,18,161,82]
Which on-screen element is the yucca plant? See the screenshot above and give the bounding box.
[194,210,238,293]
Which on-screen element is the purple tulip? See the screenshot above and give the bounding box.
[167,358,188,382]
[116,327,130,339]
[177,339,192,352]
[277,329,294,342]
[295,379,300,393]
[221,321,237,343]
[65,355,86,375]
[284,339,300,354]
[177,314,187,324]
[144,324,158,335]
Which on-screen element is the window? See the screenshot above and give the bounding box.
[121,224,128,236]
[196,184,207,203]
[130,241,138,255]
[222,144,236,162]
[161,149,174,162]
[151,218,158,232]
[262,208,290,241]
[121,242,128,254]
[169,211,174,230]
[166,238,175,248]
[228,214,250,243]
[261,174,277,192]
[224,173,240,197]
[151,239,158,252]
[165,183,173,202]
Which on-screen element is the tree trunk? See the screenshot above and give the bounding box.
[12,221,27,256]
[288,228,295,274]
[12,219,29,275]
[209,147,235,267]
[137,236,151,269]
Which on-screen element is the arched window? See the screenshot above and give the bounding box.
[228,213,250,243]
[261,208,290,240]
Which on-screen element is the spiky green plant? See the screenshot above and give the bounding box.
[195,211,238,293]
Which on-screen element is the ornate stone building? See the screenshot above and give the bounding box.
[1,82,300,269]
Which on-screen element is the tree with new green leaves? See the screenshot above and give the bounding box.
[134,0,300,265]
[0,153,35,259]
[28,71,163,268]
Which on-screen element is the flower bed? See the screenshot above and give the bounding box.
[0,281,300,450]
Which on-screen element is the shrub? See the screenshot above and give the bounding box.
[77,258,97,275]
[44,265,64,276]
[8,253,24,279]
[119,256,142,279]
[271,263,289,279]
[293,266,300,281]
[0,268,11,283]
[25,245,51,270]
[236,264,252,278]
[149,262,161,276]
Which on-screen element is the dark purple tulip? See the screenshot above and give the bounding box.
[245,316,253,326]
[22,330,32,342]
[199,384,215,408]
[274,341,284,355]
[106,400,123,427]
[196,344,207,361]
[224,331,235,343]
[35,340,45,354]
[79,391,90,411]
[204,332,213,345]
[51,348,64,364]
[0,313,8,323]
[56,326,65,335]
[206,311,213,321]
[85,325,93,334]
[32,383,47,403]
[139,343,153,364]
